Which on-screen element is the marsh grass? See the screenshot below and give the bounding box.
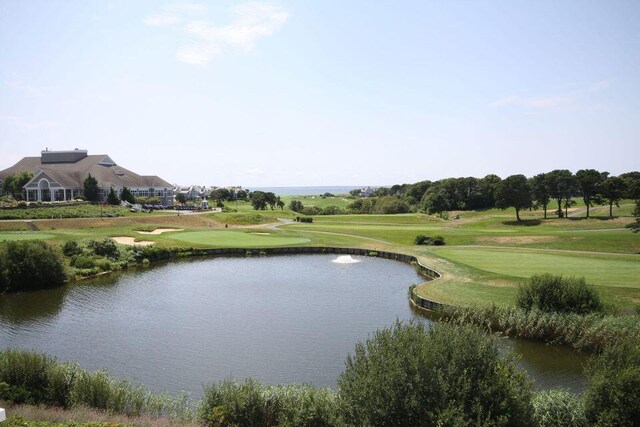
[0,349,193,421]
[443,305,640,352]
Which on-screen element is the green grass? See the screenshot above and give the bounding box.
[162,230,311,248]
[0,232,56,241]
[432,247,639,288]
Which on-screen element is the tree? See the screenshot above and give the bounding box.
[289,200,304,212]
[276,196,285,210]
[598,176,626,217]
[176,193,187,204]
[120,186,135,204]
[107,187,120,205]
[421,187,450,218]
[619,171,640,201]
[546,170,577,218]
[1,171,33,200]
[235,189,248,201]
[338,321,534,426]
[495,174,532,221]
[530,173,551,219]
[210,188,231,204]
[576,169,608,218]
[249,191,269,210]
[83,174,100,202]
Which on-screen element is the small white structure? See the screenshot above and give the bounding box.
[0,407,6,422]
[332,255,361,264]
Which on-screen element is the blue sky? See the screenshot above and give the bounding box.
[1,0,638,186]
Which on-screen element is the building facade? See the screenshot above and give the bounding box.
[0,149,174,205]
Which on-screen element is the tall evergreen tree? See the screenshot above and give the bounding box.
[83,174,100,202]
[120,186,135,204]
[107,187,120,205]
[546,170,577,218]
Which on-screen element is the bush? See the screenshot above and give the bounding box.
[0,241,67,292]
[295,216,313,223]
[300,206,322,216]
[200,378,265,427]
[71,256,95,269]
[517,274,603,314]
[199,379,339,427]
[414,234,445,245]
[86,239,119,259]
[532,389,587,427]
[320,205,346,215]
[62,241,82,257]
[337,321,534,426]
[584,340,640,426]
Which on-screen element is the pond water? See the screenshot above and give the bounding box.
[0,255,587,396]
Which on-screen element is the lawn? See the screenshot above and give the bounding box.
[0,232,56,241]
[431,247,640,288]
[162,230,311,248]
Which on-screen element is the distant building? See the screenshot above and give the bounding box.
[0,149,174,205]
[174,185,207,201]
[360,186,376,197]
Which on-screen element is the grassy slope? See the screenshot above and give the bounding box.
[1,198,637,309]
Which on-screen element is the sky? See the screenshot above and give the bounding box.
[0,0,639,187]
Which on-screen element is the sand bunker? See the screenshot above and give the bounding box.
[111,237,155,246]
[331,255,361,264]
[249,232,271,235]
[137,228,184,235]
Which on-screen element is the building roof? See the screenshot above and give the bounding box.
[0,152,172,189]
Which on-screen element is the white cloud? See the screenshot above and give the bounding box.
[144,2,289,65]
[490,80,610,111]
[5,80,43,97]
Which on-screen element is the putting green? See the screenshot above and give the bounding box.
[432,247,640,288]
[0,232,56,241]
[164,230,310,248]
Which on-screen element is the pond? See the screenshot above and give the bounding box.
[0,254,587,396]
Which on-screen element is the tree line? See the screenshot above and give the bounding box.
[384,170,639,221]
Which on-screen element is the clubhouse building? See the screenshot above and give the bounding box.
[0,149,174,205]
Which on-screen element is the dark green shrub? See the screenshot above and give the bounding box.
[200,378,265,427]
[87,239,119,259]
[338,321,534,426]
[433,235,445,245]
[62,241,82,257]
[320,205,346,215]
[584,341,640,426]
[0,241,66,292]
[532,389,586,427]
[45,362,79,407]
[414,234,445,245]
[301,206,322,216]
[71,256,95,269]
[517,274,603,314]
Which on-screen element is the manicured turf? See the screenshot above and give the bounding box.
[431,247,640,288]
[163,230,310,247]
[0,232,56,241]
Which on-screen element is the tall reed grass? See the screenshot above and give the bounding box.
[443,304,640,352]
[0,349,193,421]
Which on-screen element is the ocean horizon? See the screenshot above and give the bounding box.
[248,186,375,196]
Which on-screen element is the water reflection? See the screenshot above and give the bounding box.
[0,255,588,396]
